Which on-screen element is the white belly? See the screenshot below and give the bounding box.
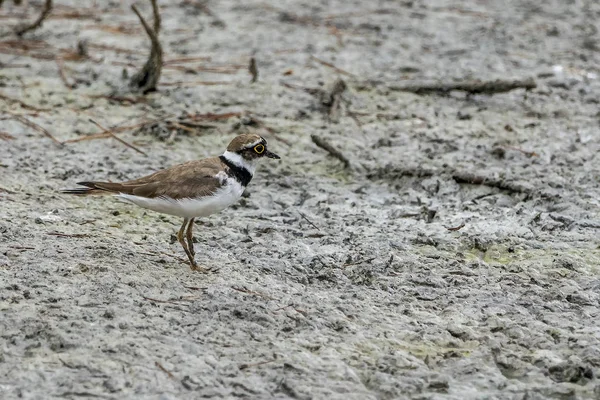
[116,179,245,218]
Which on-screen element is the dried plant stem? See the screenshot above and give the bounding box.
[130,1,163,93]
[15,0,53,36]
[88,119,148,156]
[311,134,350,168]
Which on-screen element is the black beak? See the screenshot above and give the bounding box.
[265,150,280,159]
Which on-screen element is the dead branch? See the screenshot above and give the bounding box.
[249,57,258,83]
[5,112,62,145]
[298,211,320,230]
[47,232,91,238]
[158,80,229,87]
[502,145,539,158]
[142,295,189,305]
[0,131,16,140]
[85,94,148,104]
[366,166,436,180]
[0,92,50,112]
[231,286,275,300]
[89,119,148,156]
[155,362,177,380]
[62,133,110,144]
[451,172,533,194]
[380,78,536,95]
[150,0,161,33]
[310,55,355,77]
[130,1,162,93]
[239,359,277,370]
[367,165,547,197]
[445,223,466,231]
[311,134,350,168]
[56,58,75,89]
[15,0,53,36]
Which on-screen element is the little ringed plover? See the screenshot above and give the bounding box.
[62,133,280,271]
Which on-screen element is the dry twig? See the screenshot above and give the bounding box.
[0,92,50,112]
[0,131,16,140]
[502,145,539,158]
[310,134,350,167]
[130,1,162,93]
[62,132,110,144]
[56,58,75,89]
[6,112,62,145]
[47,232,91,238]
[377,78,536,95]
[15,0,53,36]
[89,119,148,156]
[239,359,277,370]
[445,223,466,231]
[298,211,320,230]
[452,172,533,194]
[310,55,355,77]
[142,296,189,305]
[231,286,275,300]
[155,362,176,380]
[249,57,258,83]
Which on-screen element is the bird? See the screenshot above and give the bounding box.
[62,133,280,271]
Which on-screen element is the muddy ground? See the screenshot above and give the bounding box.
[1,0,600,399]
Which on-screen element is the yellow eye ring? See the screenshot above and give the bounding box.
[254,144,265,154]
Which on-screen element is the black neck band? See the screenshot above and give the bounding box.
[219,155,252,187]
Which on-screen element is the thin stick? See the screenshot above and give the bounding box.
[310,134,350,167]
[89,119,147,156]
[310,55,355,77]
[85,94,147,104]
[150,0,161,34]
[452,172,532,194]
[342,257,377,267]
[163,56,212,64]
[142,296,189,305]
[130,1,162,93]
[239,359,277,370]
[249,57,258,83]
[0,131,16,140]
[6,112,62,145]
[47,232,91,238]
[62,133,110,144]
[15,0,53,36]
[0,186,17,194]
[155,362,176,380]
[381,78,537,95]
[0,93,50,112]
[231,286,275,300]
[167,121,198,133]
[445,223,466,231]
[56,58,75,89]
[298,211,320,230]
[502,145,539,158]
[158,80,230,87]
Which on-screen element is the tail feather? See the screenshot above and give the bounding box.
[61,181,113,196]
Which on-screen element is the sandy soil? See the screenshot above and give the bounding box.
[1,0,600,399]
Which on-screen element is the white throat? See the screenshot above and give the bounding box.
[222,151,257,175]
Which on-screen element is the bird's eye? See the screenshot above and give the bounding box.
[254,144,265,154]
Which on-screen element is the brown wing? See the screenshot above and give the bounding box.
[65,157,226,199]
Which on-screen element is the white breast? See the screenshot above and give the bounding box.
[116,177,245,219]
